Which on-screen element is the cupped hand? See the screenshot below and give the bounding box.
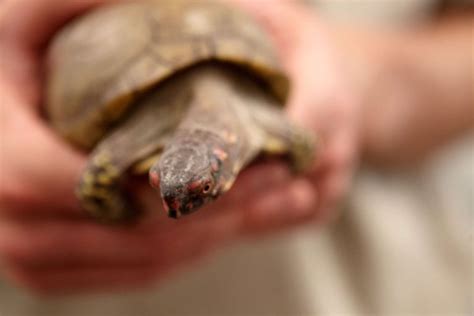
[0,0,360,294]
[0,0,242,294]
[227,0,361,231]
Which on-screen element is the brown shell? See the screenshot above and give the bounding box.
[46,0,289,149]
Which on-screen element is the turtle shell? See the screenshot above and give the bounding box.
[47,0,289,149]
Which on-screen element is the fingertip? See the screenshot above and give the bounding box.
[243,178,318,234]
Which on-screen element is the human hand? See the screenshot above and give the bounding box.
[0,0,360,294]
[225,0,361,232]
[0,0,243,294]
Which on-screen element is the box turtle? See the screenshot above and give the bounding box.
[46,0,316,221]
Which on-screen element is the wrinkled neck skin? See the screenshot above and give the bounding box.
[149,64,257,218]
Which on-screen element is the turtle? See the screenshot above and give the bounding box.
[46,0,316,221]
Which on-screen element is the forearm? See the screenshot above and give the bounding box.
[355,17,473,165]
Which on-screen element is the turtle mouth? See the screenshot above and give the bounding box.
[162,194,181,219]
[161,198,182,219]
[167,208,181,219]
[162,192,207,219]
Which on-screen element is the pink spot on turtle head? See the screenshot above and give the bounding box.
[211,159,219,172]
[188,180,202,191]
[149,170,160,189]
[186,202,194,211]
[162,199,169,212]
[213,148,228,161]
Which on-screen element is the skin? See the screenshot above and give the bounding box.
[0,0,472,294]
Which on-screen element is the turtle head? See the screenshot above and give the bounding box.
[149,145,226,219]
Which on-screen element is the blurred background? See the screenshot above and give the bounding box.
[0,0,472,315]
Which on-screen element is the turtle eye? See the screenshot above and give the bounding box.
[188,178,212,194]
[202,176,215,194]
[202,180,212,193]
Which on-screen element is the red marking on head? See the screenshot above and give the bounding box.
[211,157,219,172]
[149,171,160,189]
[186,202,194,211]
[188,180,202,191]
[162,199,169,213]
[224,131,238,143]
[213,148,228,161]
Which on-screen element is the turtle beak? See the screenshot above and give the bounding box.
[162,195,182,219]
[167,208,182,219]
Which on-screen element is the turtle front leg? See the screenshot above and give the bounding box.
[76,151,135,222]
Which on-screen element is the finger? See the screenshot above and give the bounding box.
[4,264,163,295]
[1,0,119,110]
[310,124,357,213]
[311,164,352,220]
[142,161,291,223]
[1,0,115,51]
[0,209,241,268]
[312,123,358,173]
[0,212,241,295]
[0,218,156,267]
[215,161,291,206]
[202,161,319,234]
[0,106,86,218]
[241,178,319,234]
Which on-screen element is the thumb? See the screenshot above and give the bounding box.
[1,98,86,217]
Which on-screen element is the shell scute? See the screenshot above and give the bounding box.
[47,0,288,148]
